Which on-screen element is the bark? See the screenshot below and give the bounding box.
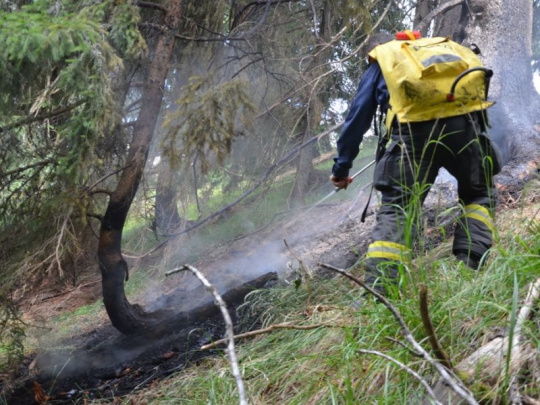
[433,0,540,166]
[413,0,436,37]
[290,1,331,205]
[98,0,184,334]
[155,160,182,233]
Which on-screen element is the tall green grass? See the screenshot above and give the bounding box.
[115,200,540,404]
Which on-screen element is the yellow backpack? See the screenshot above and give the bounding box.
[369,35,494,127]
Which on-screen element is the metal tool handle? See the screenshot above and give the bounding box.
[334,159,376,192]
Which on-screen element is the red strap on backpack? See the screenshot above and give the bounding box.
[395,30,421,40]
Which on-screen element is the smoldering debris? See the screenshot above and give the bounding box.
[6,272,277,404]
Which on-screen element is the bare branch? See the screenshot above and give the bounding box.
[414,0,466,34]
[166,265,247,405]
[201,322,345,350]
[384,337,423,357]
[257,0,392,120]
[231,0,301,31]
[124,98,143,114]
[359,349,443,405]
[134,0,167,13]
[85,213,104,222]
[82,164,132,193]
[509,277,540,404]
[2,159,54,178]
[419,284,453,370]
[318,262,479,405]
[88,189,113,196]
[0,100,86,132]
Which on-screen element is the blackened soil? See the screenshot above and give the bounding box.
[8,165,538,404]
[5,274,277,405]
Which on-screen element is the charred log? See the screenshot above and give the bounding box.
[7,272,277,404]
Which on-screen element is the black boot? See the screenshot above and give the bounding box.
[455,252,480,270]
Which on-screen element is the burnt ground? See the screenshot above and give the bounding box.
[4,160,539,405]
[4,187,378,404]
[6,270,282,404]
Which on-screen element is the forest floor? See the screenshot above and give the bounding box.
[4,158,540,404]
[5,176,377,404]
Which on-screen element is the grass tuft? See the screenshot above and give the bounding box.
[115,199,540,404]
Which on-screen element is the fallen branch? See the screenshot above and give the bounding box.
[201,322,345,350]
[318,262,478,405]
[385,336,422,358]
[359,349,443,405]
[414,0,465,33]
[509,277,540,404]
[166,264,247,405]
[419,284,453,370]
[427,277,540,404]
[284,239,312,279]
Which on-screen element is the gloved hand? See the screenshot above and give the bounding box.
[330,175,353,190]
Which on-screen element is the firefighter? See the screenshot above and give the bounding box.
[331,31,500,295]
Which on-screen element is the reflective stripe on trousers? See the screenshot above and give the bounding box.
[366,241,411,262]
[464,204,494,233]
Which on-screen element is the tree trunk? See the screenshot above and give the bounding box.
[290,113,318,206]
[290,1,331,205]
[98,0,184,335]
[434,0,540,165]
[155,160,182,233]
[413,0,436,37]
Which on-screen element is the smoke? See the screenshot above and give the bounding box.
[486,103,512,165]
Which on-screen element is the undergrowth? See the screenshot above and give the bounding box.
[114,200,540,404]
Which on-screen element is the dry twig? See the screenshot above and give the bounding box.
[166,264,247,405]
[359,349,443,405]
[201,322,345,350]
[419,284,452,370]
[384,336,423,357]
[509,277,540,404]
[318,262,478,405]
[284,239,312,278]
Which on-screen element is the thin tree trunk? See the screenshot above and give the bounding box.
[413,0,436,37]
[290,113,317,206]
[98,0,184,334]
[155,160,182,233]
[290,1,330,205]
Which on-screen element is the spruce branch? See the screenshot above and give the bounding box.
[0,100,86,133]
